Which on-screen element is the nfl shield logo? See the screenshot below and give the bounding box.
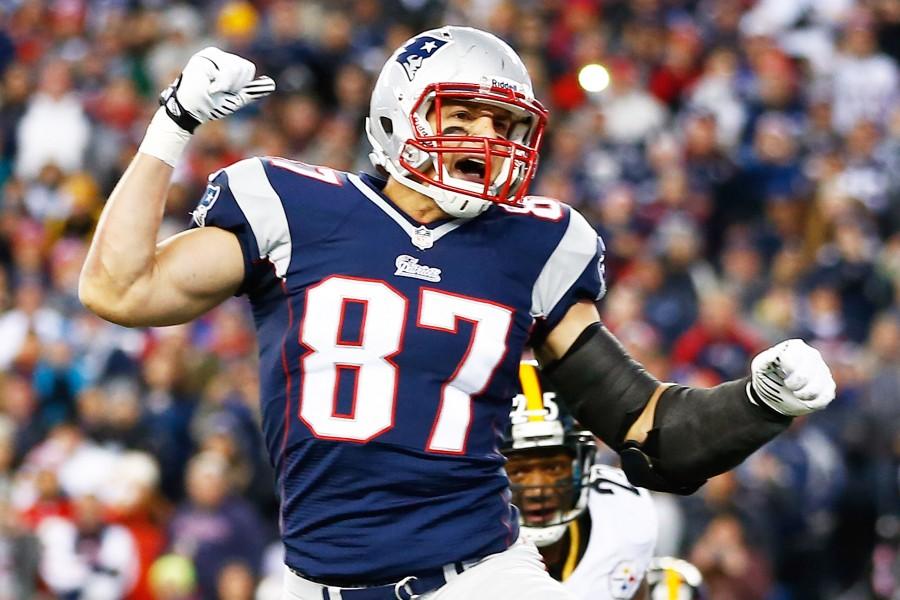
[396,35,450,81]
[411,226,434,250]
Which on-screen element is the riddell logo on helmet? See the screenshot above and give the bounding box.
[490,78,521,93]
[411,114,430,137]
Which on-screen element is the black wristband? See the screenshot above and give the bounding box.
[159,76,201,133]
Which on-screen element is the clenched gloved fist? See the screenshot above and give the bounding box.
[160,47,275,133]
[748,339,836,417]
[140,47,275,166]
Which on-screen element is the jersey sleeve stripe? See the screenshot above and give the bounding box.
[530,208,598,318]
[224,158,293,277]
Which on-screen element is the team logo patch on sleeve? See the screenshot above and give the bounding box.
[191,182,221,227]
[609,560,643,599]
[396,35,449,81]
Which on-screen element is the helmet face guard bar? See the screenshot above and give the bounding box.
[509,471,587,529]
[505,432,597,530]
[399,82,548,208]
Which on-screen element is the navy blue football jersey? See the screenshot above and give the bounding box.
[190,156,606,581]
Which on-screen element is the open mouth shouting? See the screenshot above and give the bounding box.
[520,494,562,526]
[450,155,488,183]
[522,505,563,526]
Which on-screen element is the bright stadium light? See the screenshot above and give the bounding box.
[578,63,610,93]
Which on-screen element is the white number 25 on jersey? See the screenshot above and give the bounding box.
[299,276,513,454]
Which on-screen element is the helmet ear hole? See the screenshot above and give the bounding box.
[379,116,394,136]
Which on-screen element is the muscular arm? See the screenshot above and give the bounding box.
[80,47,275,327]
[78,153,244,327]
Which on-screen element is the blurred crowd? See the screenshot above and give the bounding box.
[0,0,898,599]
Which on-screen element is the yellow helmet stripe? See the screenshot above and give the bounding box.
[665,567,680,600]
[518,362,544,421]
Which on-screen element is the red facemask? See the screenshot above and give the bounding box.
[399,82,549,208]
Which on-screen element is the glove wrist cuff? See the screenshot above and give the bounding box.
[746,380,793,421]
[138,108,192,167]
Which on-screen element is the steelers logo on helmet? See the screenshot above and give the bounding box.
[502,360,597,548]
[366,26,549,219]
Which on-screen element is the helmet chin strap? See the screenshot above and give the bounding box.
[520,523,568,548]
[381,152,493,219]
[367,118,504,219]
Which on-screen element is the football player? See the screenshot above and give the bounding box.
[505,360,657,599]
[80,26,836,599]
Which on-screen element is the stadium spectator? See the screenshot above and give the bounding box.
[689,511,773,600]
[672,289,762,382]
[831,10,899,133]
[15,59,90,181]
[215,561,257,600]
[168,452,268,600]
[598,58,667,145]
[106,451,169,600]
[36,491,140,599]
[0,490,40,600]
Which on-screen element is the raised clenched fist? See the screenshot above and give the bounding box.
[749,339,836,417]
[159,47,275,133]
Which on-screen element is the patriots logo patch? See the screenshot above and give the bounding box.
[396,35,449,81]
[191,182,220,227]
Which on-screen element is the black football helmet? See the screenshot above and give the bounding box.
[501,360,597,547]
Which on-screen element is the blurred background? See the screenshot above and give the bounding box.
[0,0,898,599]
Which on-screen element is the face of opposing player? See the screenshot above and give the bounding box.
[506,448,575,526]
[426,100,518,184]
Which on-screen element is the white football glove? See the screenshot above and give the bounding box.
[139,47,275,166]
[748,339,836,417]
[159,47,275,132]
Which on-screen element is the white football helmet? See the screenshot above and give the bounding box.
[366,26,548,218]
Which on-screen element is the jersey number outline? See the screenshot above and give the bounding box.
[298,276,513,453]
[269,157,342,185]
[498,196,564,221]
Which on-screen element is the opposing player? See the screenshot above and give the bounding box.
[504,361,709,600]
[505,360,657,599]
[79,26,837,599]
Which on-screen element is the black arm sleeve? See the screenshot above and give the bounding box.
[544,323,793,494]
[542,322,660,448]
[618,379,793,493]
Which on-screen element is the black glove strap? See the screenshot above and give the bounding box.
[159,76,201,133]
